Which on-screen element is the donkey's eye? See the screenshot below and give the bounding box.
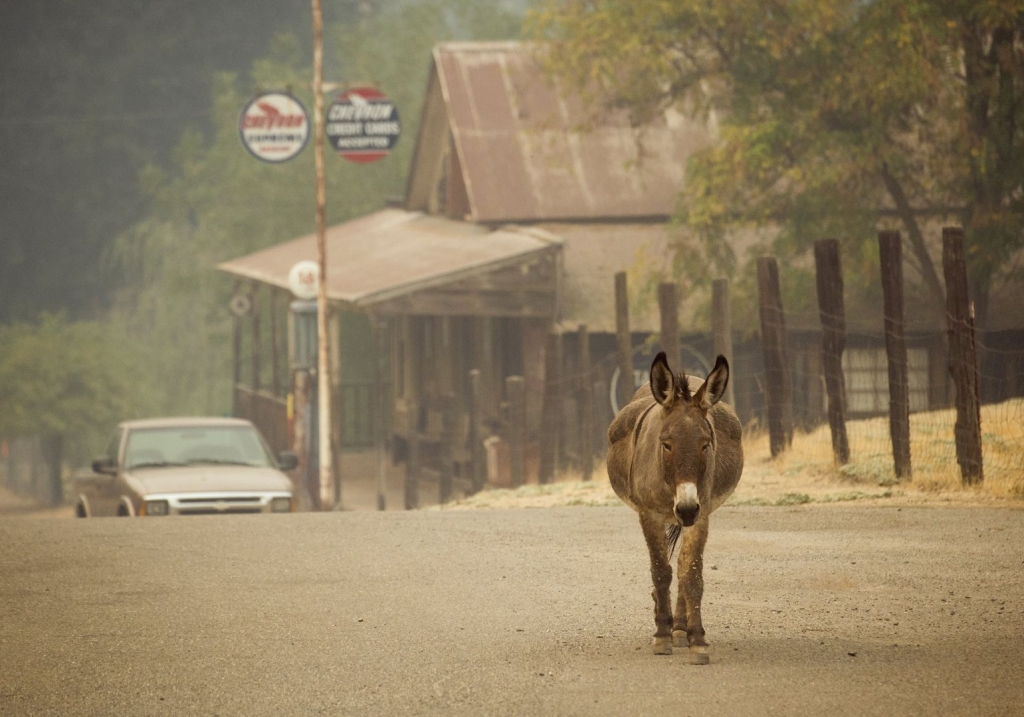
[701,444,710,453]
[661,442,671,453]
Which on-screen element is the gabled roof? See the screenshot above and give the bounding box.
[216,208,560,310]
[406,41,711,223]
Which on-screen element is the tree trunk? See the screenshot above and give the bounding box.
[879,162,945,317]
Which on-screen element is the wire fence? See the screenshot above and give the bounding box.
[549,313,1024,498]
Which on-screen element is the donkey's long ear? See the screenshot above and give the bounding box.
[694,355,729,411]
[650,351,677,410]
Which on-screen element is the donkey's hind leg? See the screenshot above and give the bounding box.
[640,513,674,655]
[673,518,710,664]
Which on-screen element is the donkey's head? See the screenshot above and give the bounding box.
[649,352,730,527]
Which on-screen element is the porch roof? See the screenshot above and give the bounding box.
[216,208,561,310]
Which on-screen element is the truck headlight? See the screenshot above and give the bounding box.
[270,496,292,513]
[144,499,169,516]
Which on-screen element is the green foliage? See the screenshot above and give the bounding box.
[530,0,1024,330]
[0,0,315,323]
[0,314,148,440]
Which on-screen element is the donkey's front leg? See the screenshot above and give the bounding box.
[640,513,674,655]
[673,518,710,664]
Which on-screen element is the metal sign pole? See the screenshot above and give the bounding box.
[311,0,335,509]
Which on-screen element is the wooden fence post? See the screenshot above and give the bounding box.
[711,279,736,408]
[291,368,314,510]
[270,288,282,398]
[658,282,680,371]
[250,285,261,393]
[506,376,526,488]
[405,434,420,510]
[469,369,485,494]
[439,392,456,504]
[614,271,634,412]
[231,279,243,416]
[878,231,912,479]
[372,316,388,511]
[757,257,793,456]
[943,227,984,485]
[577,324,593,481]
[813,240,850,465]
[593,377,607,461]
[538,332,563,484]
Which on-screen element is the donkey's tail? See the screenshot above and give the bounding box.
[664,523,681,559]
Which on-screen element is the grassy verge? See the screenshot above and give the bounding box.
[443,398,1024,510]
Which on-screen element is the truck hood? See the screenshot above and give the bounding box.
[129,465,292,495]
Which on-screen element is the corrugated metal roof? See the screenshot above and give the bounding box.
[216,208,560,308]
[433,42,711,223]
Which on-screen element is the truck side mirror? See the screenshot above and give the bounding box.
[91,456,117,475]
[277,451,298,471]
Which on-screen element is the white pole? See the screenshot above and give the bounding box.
[311,0,335,509]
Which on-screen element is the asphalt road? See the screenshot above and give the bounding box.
[2,504,1022,716]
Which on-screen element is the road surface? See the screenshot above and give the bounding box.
[2,504,1022,715]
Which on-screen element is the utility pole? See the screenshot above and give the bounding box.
[311,0,335,509]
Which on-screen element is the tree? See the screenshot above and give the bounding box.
[0,1,313,324]
[0,315,147,505]
[529,0,1024,329]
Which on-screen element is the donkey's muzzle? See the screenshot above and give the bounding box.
[675,503,699,527]
[674,482,700,527]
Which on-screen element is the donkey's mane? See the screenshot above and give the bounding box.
[676,372,692,402]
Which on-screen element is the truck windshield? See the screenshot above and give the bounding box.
[124,425,273,470]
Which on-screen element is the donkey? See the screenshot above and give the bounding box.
[607,352,743,664]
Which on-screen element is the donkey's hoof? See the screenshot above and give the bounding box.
[672,630,687,648]
[687,645,710,665]
[652,636,673,655]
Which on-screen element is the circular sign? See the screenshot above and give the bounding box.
[288,261,320,300]
[228,293,252,317]
[326,87,401,164]
[239,92,310,163]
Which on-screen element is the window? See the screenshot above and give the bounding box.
[124,426,273,469]
[842,347,929,414]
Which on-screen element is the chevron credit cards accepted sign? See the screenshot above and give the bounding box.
[326,87,401,164]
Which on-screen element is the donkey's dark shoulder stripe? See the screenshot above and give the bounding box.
[607,392,655,444]
[631,403,657,449]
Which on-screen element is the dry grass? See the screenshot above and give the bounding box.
[444,466,621,510]
[742,397,1024,502]
[445,398,1024,511]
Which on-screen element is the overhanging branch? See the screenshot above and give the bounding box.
[879,161,947,311]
